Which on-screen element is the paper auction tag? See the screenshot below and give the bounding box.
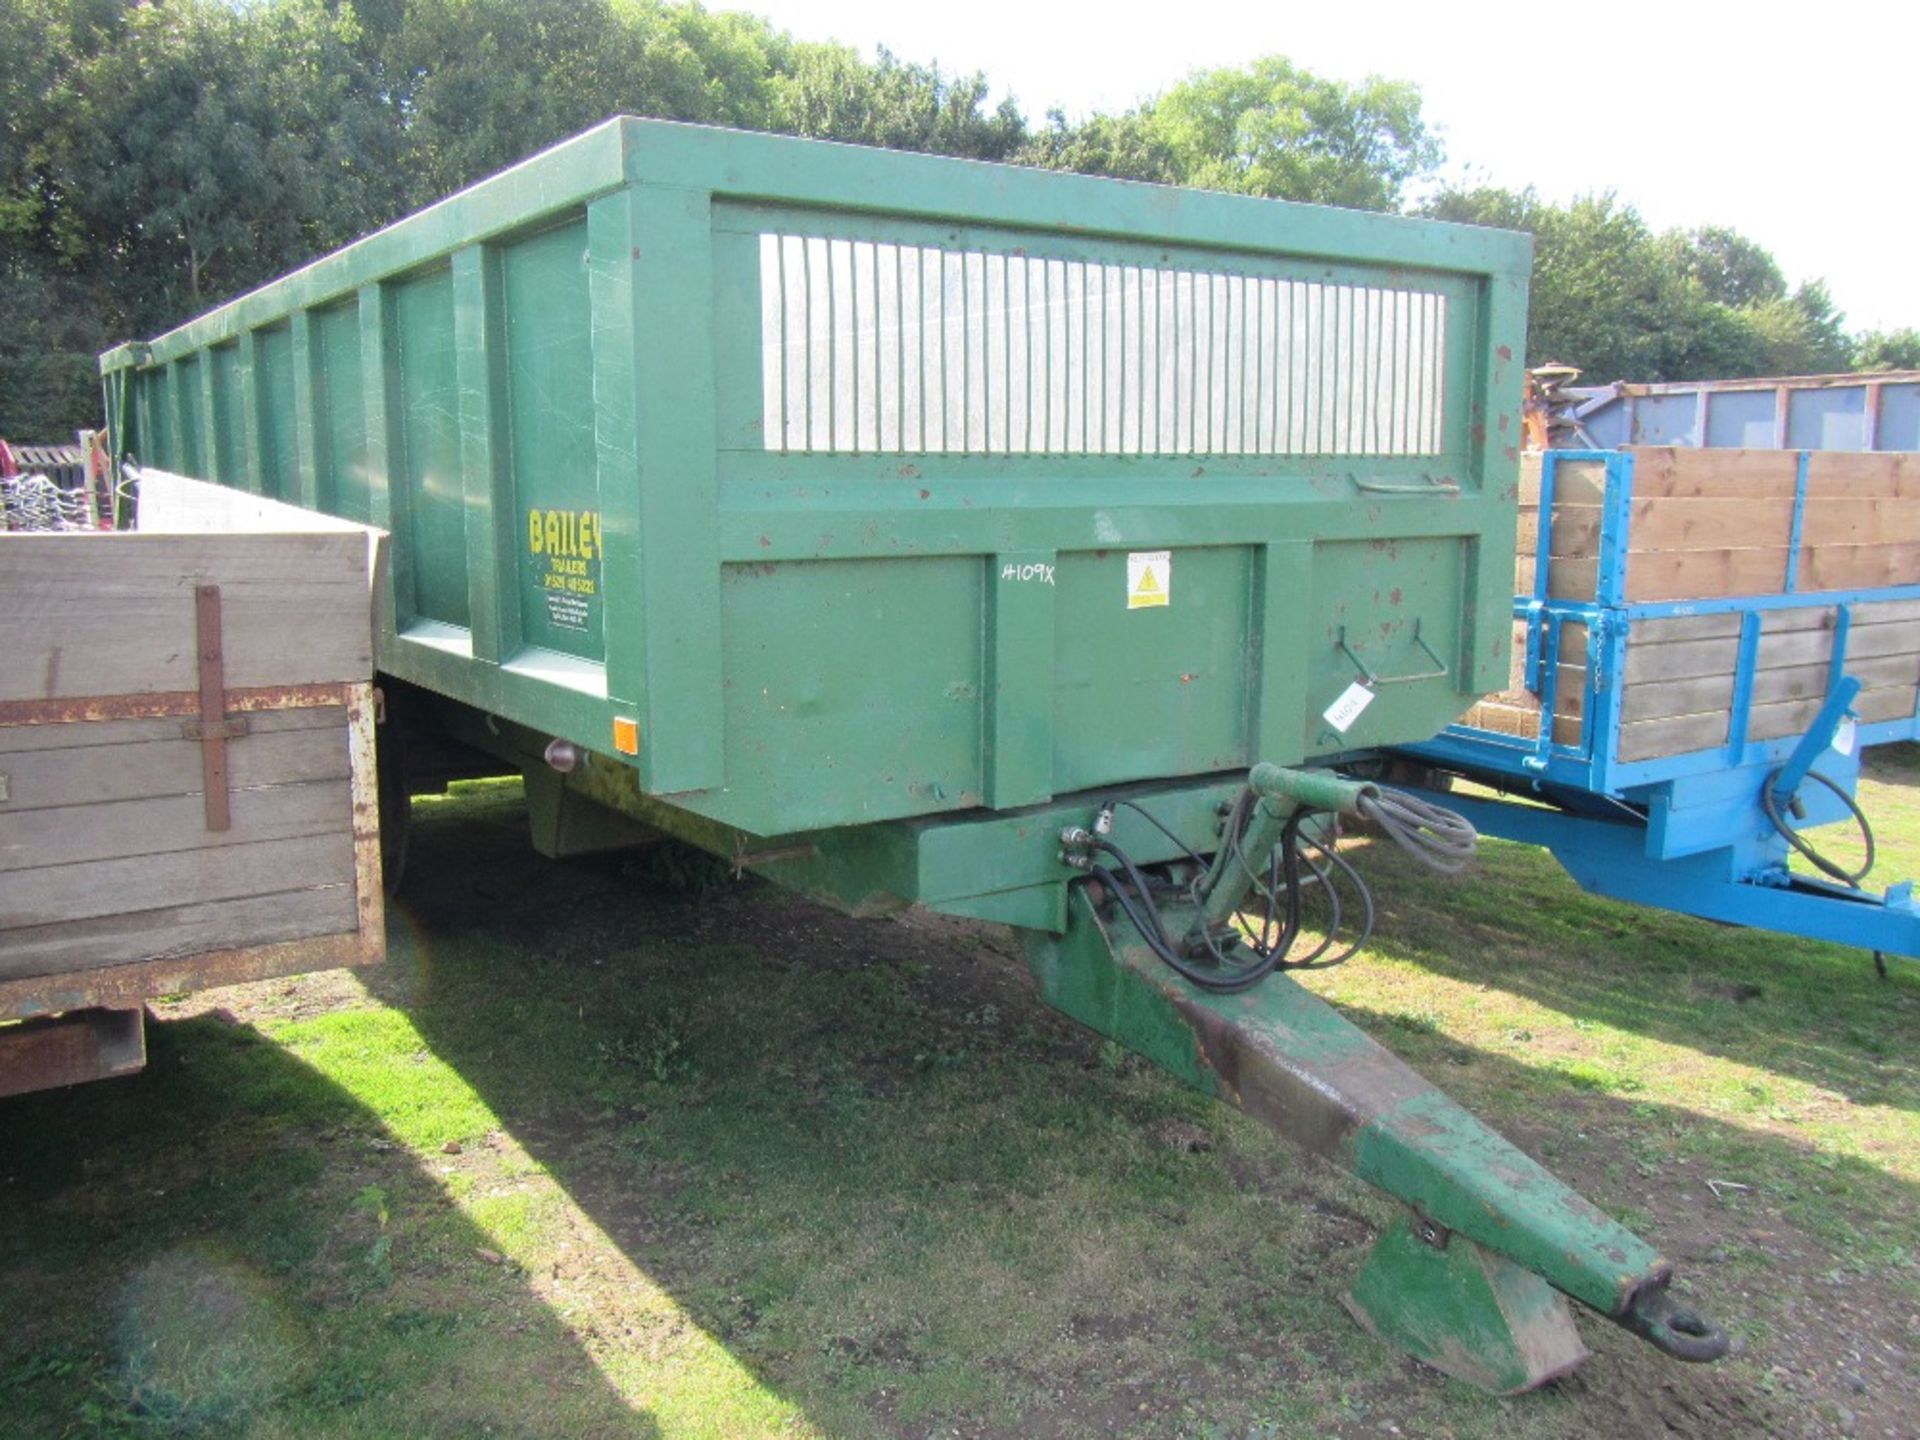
[1322,682,1375,734]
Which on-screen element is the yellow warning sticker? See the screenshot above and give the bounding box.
[1127,550,1170,609]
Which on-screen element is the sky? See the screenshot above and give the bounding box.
[745,0,1917,336]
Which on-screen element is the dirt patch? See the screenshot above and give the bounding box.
[22,778,1914,1440]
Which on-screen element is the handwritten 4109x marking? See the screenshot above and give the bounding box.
[1000,562,1056,585]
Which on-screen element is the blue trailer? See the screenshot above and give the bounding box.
[1559,371,1920,453]
[1393,443,1920,966]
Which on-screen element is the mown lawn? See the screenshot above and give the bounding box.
[1,753,1914,1438]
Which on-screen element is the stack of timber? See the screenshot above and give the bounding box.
[1463,448,1920,763]
[0,473,383,1096]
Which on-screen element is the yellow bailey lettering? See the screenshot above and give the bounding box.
[529,509,602,562]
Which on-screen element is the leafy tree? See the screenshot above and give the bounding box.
[1428,187,1699,379]
[1426,186,1860,382]
[1855,328,1920,372]
[1,1,157,435]
[3,5,1910,440]
[381,0,785,205]
[1742,281,1852,376]
[1140,57,1440,209]
[1016,108,1172,184]
[1667,225,1786,308]
[771,44,1024,159]
[1020,56,1439,211]
[49,0,399,321]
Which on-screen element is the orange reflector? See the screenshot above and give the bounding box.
[612,716,640,755]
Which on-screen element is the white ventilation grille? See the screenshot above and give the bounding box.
[759,234,1449,457]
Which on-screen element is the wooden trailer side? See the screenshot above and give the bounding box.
[0,512,383,1096]
[1471,449,1920,763]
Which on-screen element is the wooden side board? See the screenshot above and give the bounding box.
[1611,601,1920,761]
[1514,449,1920,605]
[1480,451,1920,762]
[1457,617,1589,749]
[1,506,384,1017]
[1,530,372,702]
[0,687,382,992]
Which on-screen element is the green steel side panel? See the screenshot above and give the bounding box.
[451,243,515,663]
[254,323,298,500]
[1466,274,1529,696]
[392,265,468,628]
[357,283,399,539]
[137,368,173,469]
[636,123,1529,283]
[501,215,602,661]
[103,118,1530,842]
[173,356,203,477]
[1305,537,1466,753]
[715,556,984,831]
[313,299,368,522]
[603,182,727,792]
[1051,545,1252,794]
[209,343,244,488]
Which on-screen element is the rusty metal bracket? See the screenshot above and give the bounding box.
[0,1007,147,1099]
[730,840,822,878]
[187,584,249,831]
[0,682,350,728]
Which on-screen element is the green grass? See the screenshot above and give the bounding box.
[1,757,1915,1438]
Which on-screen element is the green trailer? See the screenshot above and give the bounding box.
[101,118,1724,1391]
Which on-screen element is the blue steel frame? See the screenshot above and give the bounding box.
[1401,448,1920,961]
[1418,449,1920,796]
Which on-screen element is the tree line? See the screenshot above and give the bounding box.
[4,0,1914,439]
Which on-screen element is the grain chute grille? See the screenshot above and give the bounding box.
[759,234,1448,458]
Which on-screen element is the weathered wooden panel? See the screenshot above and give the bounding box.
[0,890,358,982]
[1516,456,1609,505]
[0,506,383,1098]
[3,832,355,934]
[1805,451,1920,499]
[0,709,347,810]
[1802,498,1920,546]
[1624,497,1795,552]
[1627,617,1919,684]
[1630,612,1746,645]
[1506,449,1920,764]
[1459,698,1581,747]
[1,531,371,702]
[1618,656,1920,726]
[1516,503,1599,559]
[3,780,350,870]
[1618,711,1729,762]
[1522,551,1798,603]
[1628,448,1802,500]
[1856,598,1920,626]
[1748,684,1919,743]
[1615,606,1920,755]
[1621,548,1791,602]
[1799,543,1920,592]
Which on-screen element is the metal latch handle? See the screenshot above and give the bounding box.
[1350,473,1461,496]
[1336,621,1450,687]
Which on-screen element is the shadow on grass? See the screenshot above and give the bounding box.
[1343,827,1920,1110]
[324,778,1916,1438]
[0,995,664,1438]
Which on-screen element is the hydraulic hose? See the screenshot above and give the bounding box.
[1762,768,1875,888]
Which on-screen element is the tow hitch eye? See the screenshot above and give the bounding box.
[1621,1284,1730,1363]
